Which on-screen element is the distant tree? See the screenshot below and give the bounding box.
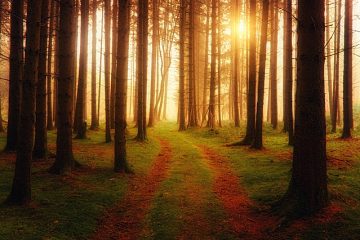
[342,0,352,139]
[5,0,24,152]
[281,0,328,216]
[178,0,186,131]
[47,0,55,131]
[74,0,89,139]
[269,0,278,129]
[90,0,98,130]
[252,0,269,150]
[104,0,112,142]
[7,0,43,205]
[136,0,149,141]
[202,2,210,125]
[148,0,159,127]
[49,0,77,174]
[110,0,118,129]
[34,0,50,159]
[114,0,131,173]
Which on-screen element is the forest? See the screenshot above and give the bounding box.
[0,0,359,239]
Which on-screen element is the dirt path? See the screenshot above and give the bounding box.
[200,145,277,239]
[91,139,172,240]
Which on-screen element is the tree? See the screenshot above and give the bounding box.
[342,0,352,139]
[114,0,131,173]
[178,0,186,131]
[136,0,149,141]
[104,0,112,142]
[232,0,240,128]
[74,0,89,139]
[90,0,98,130]
[269,0,278,129]
[281,0,328,216]
[252,0,269,150]
[148,0,159,127]
[34,0,50,159]
[5,0,24,152]
[207,0,217,129]
[0,1,5,133]
[7,0,43,205]
[47,0,55,131]
[110,0,118,129]
[239,0,256,145]
[49,0,77,174]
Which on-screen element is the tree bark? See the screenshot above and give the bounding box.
[270,0,278,129]
[47,0,55,131]
[252,0,269,149]
[34,0,49,159]
[7,0,43,205]
[179,0,186,131]
[104,0,112,142]
[110,0,118,129]
[49,0,77,175]
[114,0,131,173]
[282,0,328,216]
[90,0,98,130]
[5,0,24,152]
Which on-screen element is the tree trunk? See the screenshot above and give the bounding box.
[7,0,43,205]
[47,0,55,131]
[49,0,77,175]
[207,0,217,129]
[232,0,240,128]
[148,0,159,127]
[0,1,4,133]
[282,0,328,216]
[136,0,148,141]
[284,0,294,145]
[114,0,131,173]
[239,0,256,145]
[90,0,98,130]
[74,0,89,139]
[217,0,222,128]
[104,0,112,142]
[270,0,278,129]
[202,3,210,125]
[5,0,24,152]
[110,0,118,129]
[34,0,49,159]
[252,0,269,150]
[325,0,333,121]
[342,0,352,139]
[179,0,186,131]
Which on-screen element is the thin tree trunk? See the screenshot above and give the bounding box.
[7,0,43,205]
[202,3,210,124]
[270,0,278,129]
[104,0,112,142]
[90,0,98,130]
[0,1,4,133]
[47,0,55,130]
[252,0,269,149]
[217,0,222,128]
[179,0,186,131]
[34,0,49,159]
[110,0,118,129]
[325,0,333,120]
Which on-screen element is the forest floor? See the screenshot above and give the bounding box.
[0,122,360,239]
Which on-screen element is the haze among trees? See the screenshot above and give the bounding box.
[0,0,360,239]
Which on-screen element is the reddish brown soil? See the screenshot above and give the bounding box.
[91,139,172,240]
[200,145,278,239]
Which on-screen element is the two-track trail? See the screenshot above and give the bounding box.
[92,139,172,240]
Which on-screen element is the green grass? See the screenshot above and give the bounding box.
[0,128,160,240]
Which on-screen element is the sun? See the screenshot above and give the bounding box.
[237,19,246,35]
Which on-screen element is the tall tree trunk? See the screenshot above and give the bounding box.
[5,0,24,152]
[270,0,278,129]
[284,0,294,145]
[114,0,131,173]
[47,0,55,130]
[232,0,240,128]
[332,0,341,133]
[207,0,217,129]
[217,0,222,128]
[110,0,118,129]
[74,0,89,139]
[148,0,159,127]
[104,0,112,142]
[34,0,49,159]
[53,1,60,128]
[239,0,256,145]
[0,1,4,133]
[136,0,148,141]
[282,0,328,216]
[179,0,186,131]
[90,0,98,130]
[342,0,352,139]
[252,0,269,149]
[325,0,333,121]
[202,3,210,124]
[7,0,43,205]
[49,0,77,174]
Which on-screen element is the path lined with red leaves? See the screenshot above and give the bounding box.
[91,139,172,240]
[200,145,277,239]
